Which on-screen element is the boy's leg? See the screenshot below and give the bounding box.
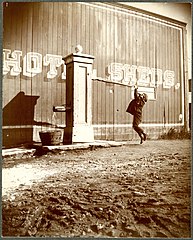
[133,125,144,144]
[133,115,146,144]
[143,132,147,141]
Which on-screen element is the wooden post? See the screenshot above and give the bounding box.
[62,50,95,144]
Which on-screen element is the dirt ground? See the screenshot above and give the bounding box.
[2,139,192,238]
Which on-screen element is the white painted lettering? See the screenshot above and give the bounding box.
[3,49,22,76]
[23,52,42,77]
[123,64,137,85]
[3,49,176,90]
[149,68,163,87]
[43,54,63,79]
[108,63,124,82]
[163,70,175,88]
[137,66,151,87]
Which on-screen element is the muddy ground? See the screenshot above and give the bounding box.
[2,139,191,238]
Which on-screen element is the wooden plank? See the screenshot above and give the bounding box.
[158,22,165,126]
[176,29,182,122]
[125,13,129,76]
[105,82,113,139]
[71,2,78,51]
[153,22,158,125]
[103,6,107,79]
[13,3,23,142]
[79,3,86,54]
[101,81,106,139]
[170,27,175,124]
[2,4,12,108]
[110,5,116,65]
[31,2,41,130]
[88,4,94,55]
[59,2,69,127]
[49,2,60,127]
[20,4,33,142]
[125,86,132,140]
[41,2,50,125]
[90,6,96,61]
[85,4,90,53]
[76,3,81,47]
[130,13,135,67]
[97,80,102,138]
[55,2,65,127]
[121,9,126,65]
[34,3,42,128]
[96,7,103,78]
[92,80,97,125]
[62,2,68,56]
[47,2,55,126]
[118,85,124,139]
[20,4,30,96]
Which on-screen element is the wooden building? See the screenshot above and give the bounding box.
[2,2,191,147]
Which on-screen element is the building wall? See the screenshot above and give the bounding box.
[2,2,190,146]
[123,2,192,80]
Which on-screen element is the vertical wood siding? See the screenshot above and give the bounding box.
[3,2,187,146]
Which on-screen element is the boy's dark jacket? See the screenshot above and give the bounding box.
[126,88,146,116]
[126,99,136,115]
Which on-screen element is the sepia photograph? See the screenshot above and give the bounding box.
[1,1,192,238]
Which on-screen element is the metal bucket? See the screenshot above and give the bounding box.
[39,130,62,146]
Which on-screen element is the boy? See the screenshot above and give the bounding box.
[132,87,148,144]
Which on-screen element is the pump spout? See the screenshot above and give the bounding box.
[53,105,71,112]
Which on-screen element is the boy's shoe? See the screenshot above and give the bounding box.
[143,133,147,141]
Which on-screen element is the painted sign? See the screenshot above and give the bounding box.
[107,63,177,89]
[3,49,66,79]
[3,49,179,90]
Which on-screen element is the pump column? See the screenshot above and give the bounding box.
[62,51,95,144]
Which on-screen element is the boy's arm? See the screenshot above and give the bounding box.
[134,86,138,99]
